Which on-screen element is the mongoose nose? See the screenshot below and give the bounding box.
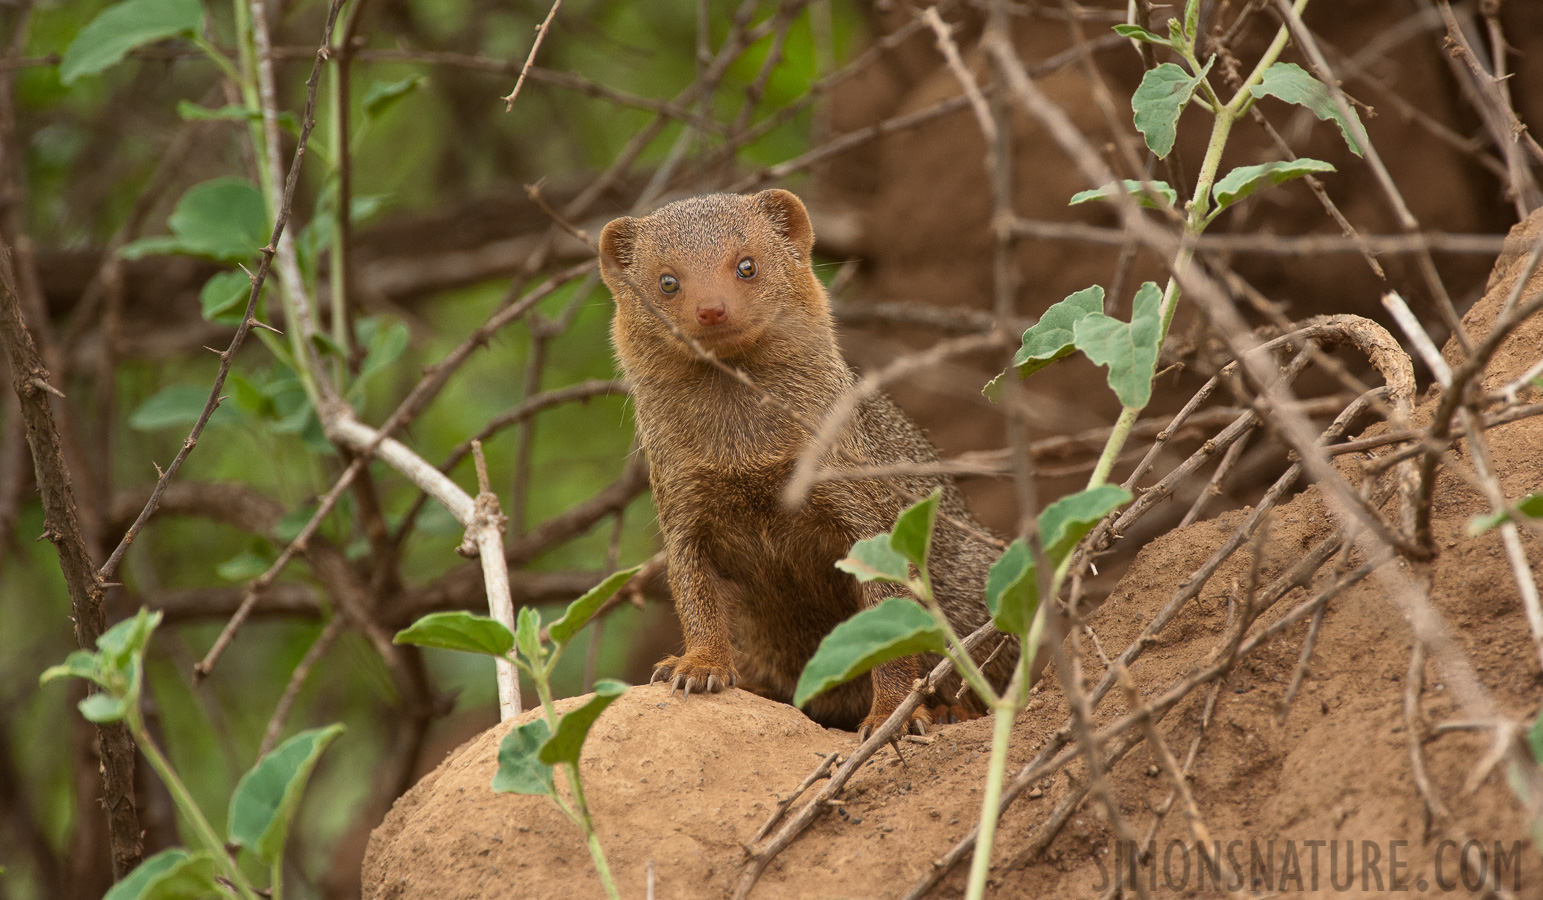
[697,303,727,326]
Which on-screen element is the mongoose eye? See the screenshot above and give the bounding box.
[736,258,756,279]
[659,274,680,295]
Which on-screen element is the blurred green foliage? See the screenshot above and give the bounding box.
[0,0,862,896]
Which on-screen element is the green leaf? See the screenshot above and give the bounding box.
[1073,281,1164,408]
[985,539,1038,636]
[1530,714,1543,765]
[78,692,128,723]
[228,724,345,864]
[1070,180,1178,209]
[548,566,643,647]
[889,489,941,576]
[225,371,273,419]
[1212,158,1335,211]
[102,848,222,900]
[793,598,945,707]
[1183,0,1200,44]
[1249,62,1365,157]
[120,178,269,263]
[128,384,238,431]
[1112,24,1171,48]
[273,506,315,543]
[216,550,271,582]
[199,270,251,322]
[1038,484,1132,565]
[492,719,556,796]
[363,75,428,119]
[987,287,1106,401]
[40,650,102,687]
[392,612,515,657]
[538,680,627,765]
[97,608,161,673]
[1468,492,1543,535]
[59,0,203,85]
[356,320,410,386]
[1131,58,1213,158]
[835,534,910,585]
[515,606,544,666]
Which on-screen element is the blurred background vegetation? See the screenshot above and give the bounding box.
[0,1,864,897]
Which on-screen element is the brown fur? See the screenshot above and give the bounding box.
[599,190,1013,733]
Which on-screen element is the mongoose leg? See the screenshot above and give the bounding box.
[858,655,931,739]
[651,540,740,698]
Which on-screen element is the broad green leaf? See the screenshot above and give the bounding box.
[1131,58,1213,158]
[1112,24,1171,48]
[986,287,1105,401]
[393,612,515,657]
[228,724,345,864]
[492,719,555,796]
[363,75,428,119]
[836,534,910,584]
[1039,484,1132,565]
[127,384,238,431]
[1073,281,1164,408]
[1468,492,1543,535]
[1212,158,1335,211]
[78,692,128,723]
[548,566,643,646]
[121,178,269,263]
[216,550,271,582]
[889,489,941,576]
[199,270,251,322]
[59,0,203,85]
[40,650,102,687]
[985,539,1038,636]
[1070,180,1178,209]
[515,606,544,666]
[538,681,627,765]
[793,598,945,707]
[1249,63,1365,157]
[102,848,222,900]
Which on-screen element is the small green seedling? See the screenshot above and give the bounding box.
[42,608,344,900]
[394,565,641,900]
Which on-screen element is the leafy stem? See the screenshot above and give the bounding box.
[126,708,260,900]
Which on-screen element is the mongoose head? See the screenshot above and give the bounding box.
[599,190,831,369]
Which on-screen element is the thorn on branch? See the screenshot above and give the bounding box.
[27,376,66,398]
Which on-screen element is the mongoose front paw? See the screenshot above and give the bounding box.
[651,653,738,698]
[857,706,931,741]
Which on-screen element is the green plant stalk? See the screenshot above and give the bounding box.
[231,0,323,409]
[914,578,998,704]
[962,601,1042,900]
[328,60,349,386]
[270,860,283,900]
[964,700,1018,900]
[526,653,622,900]
[125,710,261,900]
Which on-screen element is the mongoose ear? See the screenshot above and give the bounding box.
[753,189,815,264]
[598,217,638,277]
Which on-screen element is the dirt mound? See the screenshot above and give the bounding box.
[363,219,1543,897]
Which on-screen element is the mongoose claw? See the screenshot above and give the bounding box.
[857,707,932,741]
[651,653,738,700]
